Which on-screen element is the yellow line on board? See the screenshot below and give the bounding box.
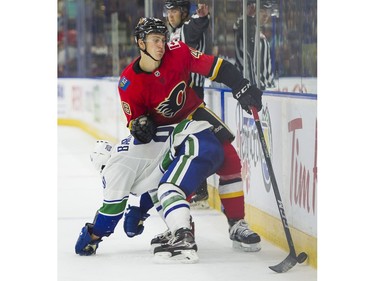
[57,118,118,143]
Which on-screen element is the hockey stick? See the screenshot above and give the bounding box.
[250,106,308,273]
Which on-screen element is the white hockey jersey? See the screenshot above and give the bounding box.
[101,120,213,204]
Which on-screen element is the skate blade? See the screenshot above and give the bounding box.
[232,241,261,252]
[150,243,166,253]
[190,200,210,209]
[153,250,199,264]
[149,244,159,253]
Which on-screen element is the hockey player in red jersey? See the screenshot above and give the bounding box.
[119,17,262,255]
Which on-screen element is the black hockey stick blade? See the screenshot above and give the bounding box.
[269,251,308,273]
[269,253,298,273]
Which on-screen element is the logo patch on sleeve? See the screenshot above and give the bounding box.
[189,47,203,58]
[119,76,130,90]
[122,101,131,115]
[167,41,181,50]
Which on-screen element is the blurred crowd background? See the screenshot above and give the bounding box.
[57,0,316,84]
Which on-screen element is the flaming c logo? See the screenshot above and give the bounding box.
[155,82,186,118]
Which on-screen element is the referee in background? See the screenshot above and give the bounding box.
[233,0,275,90]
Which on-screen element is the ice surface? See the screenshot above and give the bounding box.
[58,126,317,281]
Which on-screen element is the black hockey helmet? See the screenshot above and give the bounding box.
[165,0,191,10]
[134,17,169,44]
[164,0,191,16]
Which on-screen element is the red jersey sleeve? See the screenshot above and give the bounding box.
[183,44,224,81]
[118,61,147,125]
[179,41,244,90]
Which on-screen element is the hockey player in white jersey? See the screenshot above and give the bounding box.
[75,117,224,263]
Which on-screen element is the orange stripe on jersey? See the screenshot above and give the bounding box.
[209,58,223,81]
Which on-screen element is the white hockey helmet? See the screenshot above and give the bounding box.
[90,140,113,171]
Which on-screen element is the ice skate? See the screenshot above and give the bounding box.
[229,219,261,252]
[189,181,210,209]
[153,228,199,264]
[189,195,210,209]
[150,229,172,250]
[150,216,195,250]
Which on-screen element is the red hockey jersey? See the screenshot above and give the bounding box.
[118,41,223,126]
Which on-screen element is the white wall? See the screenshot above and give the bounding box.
[58,77,129,140]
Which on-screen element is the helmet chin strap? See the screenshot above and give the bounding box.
[141,47,159,62]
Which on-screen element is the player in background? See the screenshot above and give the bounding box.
[75,119,224,264]
[119,17,262,254]
[233,0,275,90]
[164,0,211,208]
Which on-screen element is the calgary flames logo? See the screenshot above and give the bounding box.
[156,82,186,118]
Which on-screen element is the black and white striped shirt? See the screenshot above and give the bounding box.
[169,14,209,98]
[233,15,275,90]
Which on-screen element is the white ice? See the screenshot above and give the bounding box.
[58,126,317,281]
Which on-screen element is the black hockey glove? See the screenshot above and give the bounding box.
[232,79,263,114]
[123,206,150,237]
[75,223,103,256]
[129,115,156,144]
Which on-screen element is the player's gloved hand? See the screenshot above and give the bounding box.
[123,206,150,237]
[90,140,113,172]
[75,223,103,256]
[232,79,263,114]
[129,115,156,144]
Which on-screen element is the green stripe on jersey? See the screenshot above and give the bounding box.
[170,137,195,183]
[162,193,185,209]
[98,199,128,216]
[172,119,191,138]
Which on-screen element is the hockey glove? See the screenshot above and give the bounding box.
[129,115,156,144]
[75,223,103,256]
[123,206,150,238]
[232,79,263,114]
